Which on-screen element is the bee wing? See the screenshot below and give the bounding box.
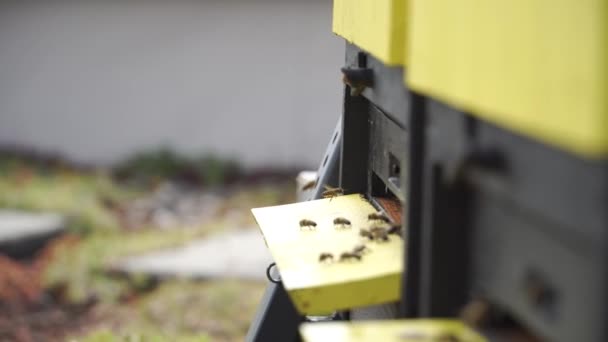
[323,185,335,191]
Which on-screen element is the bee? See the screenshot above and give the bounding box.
[352,244,368,255]
[322,185,345,201]
[333,217,351,227]
[341,67,373,97]
[318,252,334,262]
[372,228,390,242]
[368,212,390,223]
[299,219,317,229]
[301,179,317,191]
[387,224,401,236]
[369,226,385,233]
[359,229,373,240]
[339,252,362,261]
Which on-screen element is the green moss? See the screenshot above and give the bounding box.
[113,148,241,187]
[0,170,137,234]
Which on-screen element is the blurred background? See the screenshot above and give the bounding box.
[0,0,342,341]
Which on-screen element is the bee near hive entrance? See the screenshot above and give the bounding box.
[359,228,374,241]
[368,212,390,223]
[333,217,351,228]
[318,252,334,263]
[322,185,345,201]
[352,244,368,255]
[338,252,362,262]
[299,219,317,230]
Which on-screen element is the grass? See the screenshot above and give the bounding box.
[0,166,135,234]
[113,148,242,187]
[0,159,292,341]
[76,330,211,342]
[44,228,213,303]
[79,280,266,342]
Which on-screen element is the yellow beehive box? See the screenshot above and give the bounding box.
[407,0,608,158]
[333,0,408,66]
[300,319,487,342]
[251,194,403,315]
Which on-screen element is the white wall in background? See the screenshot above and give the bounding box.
[0,0,343,168]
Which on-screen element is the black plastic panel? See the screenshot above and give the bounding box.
[422,96,608,342]
[369,105,408,202]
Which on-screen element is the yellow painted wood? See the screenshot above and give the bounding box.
[300,319,487,342]
[251,194,403,315]
[407,0,608,158]
[333,0,407,66]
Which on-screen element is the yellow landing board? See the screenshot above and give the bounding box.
[251,194,403,315]
[300,319,487,342]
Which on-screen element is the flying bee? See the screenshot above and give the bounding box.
[368,212,390,223]
[333,217,351,227]
[359,229,373,240]
[322,185,345,201]
[318,252,334,262]
[299,219,317,229]
[387,224,402,236]
[352,244,368,255]
[339,252,362,261]
[301,179,317,191]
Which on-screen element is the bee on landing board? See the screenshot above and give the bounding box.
[368,212,390,223]
[339,252,362,262]
[299,219,317,229]
[352,244,368,255]
[333,217,351,227]
[322,185,345,201]
[369,226,385,233]
[318,252,334,262]
[372,228,390,242]
[387,224,402,236]
[359,229,373,240]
